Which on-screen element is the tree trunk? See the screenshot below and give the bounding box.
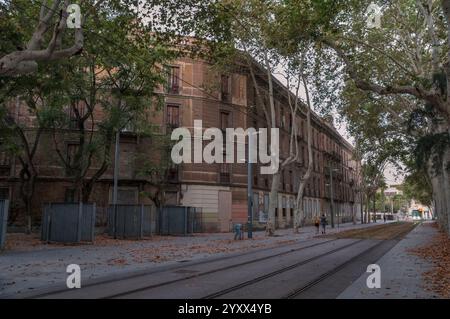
[262,46,278,237]
[293,65,314,233]
[18,166,38,234]
[266,172,280,236]
[441,147,450,233]
[372,194,376,223]
[366,194,370,224]
[25,199,32,234]
[443,125,450,232]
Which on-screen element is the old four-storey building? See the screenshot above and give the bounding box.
[0,55,362,232]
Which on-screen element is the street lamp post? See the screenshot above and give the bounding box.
[112,130,120,239]
[329,166,335,229]
[240,131,260,240]
[247,135,253,239]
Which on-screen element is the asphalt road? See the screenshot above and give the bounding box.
[28,222,415,299]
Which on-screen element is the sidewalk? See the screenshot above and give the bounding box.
[338,222,440,299]
[0,221,384,297]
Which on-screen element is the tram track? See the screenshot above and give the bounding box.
[103,237,342,299]
[200,222,417,299]
[33,236,339,299]
[283,223,417,299]
[31,222,415,299]
[201,238,365,299]
[103,223,413,299]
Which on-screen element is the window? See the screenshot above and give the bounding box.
[66,143,79,175]
[110,187,138,204]
[167,164,179,182]
[219,163,230,183]
[220,111,230,132]
[166,65,180,94]
[0,187,9,200]
[165,191,178,205]
[64,188,76,203]
[0,149,10,166]
[68,104,85,129]
[280,109,285,128]
[221,75,230,102]
[290,198,294,217]
[166,104,180,128]
[289,170,293,192]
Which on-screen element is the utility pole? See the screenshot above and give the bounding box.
[329,165,335,228]
[243,131,260,239]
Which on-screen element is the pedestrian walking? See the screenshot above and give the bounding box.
[314,216,320,235]
[320,214,327,234]
[233,223,243,240]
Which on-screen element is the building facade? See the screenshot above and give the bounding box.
[0,55,362,232]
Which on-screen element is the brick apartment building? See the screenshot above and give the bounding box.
[0,55,362,232]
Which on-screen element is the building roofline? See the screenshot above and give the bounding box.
[234,52,354,151]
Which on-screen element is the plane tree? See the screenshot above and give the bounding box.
[275,0,450,232]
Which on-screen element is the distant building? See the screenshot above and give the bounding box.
[383,186,403,197]
[408,199,433,220]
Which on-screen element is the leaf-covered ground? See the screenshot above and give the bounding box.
[408,223,450,298]
[0,222,387,297]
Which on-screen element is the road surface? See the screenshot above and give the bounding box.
[26,222,416,299]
